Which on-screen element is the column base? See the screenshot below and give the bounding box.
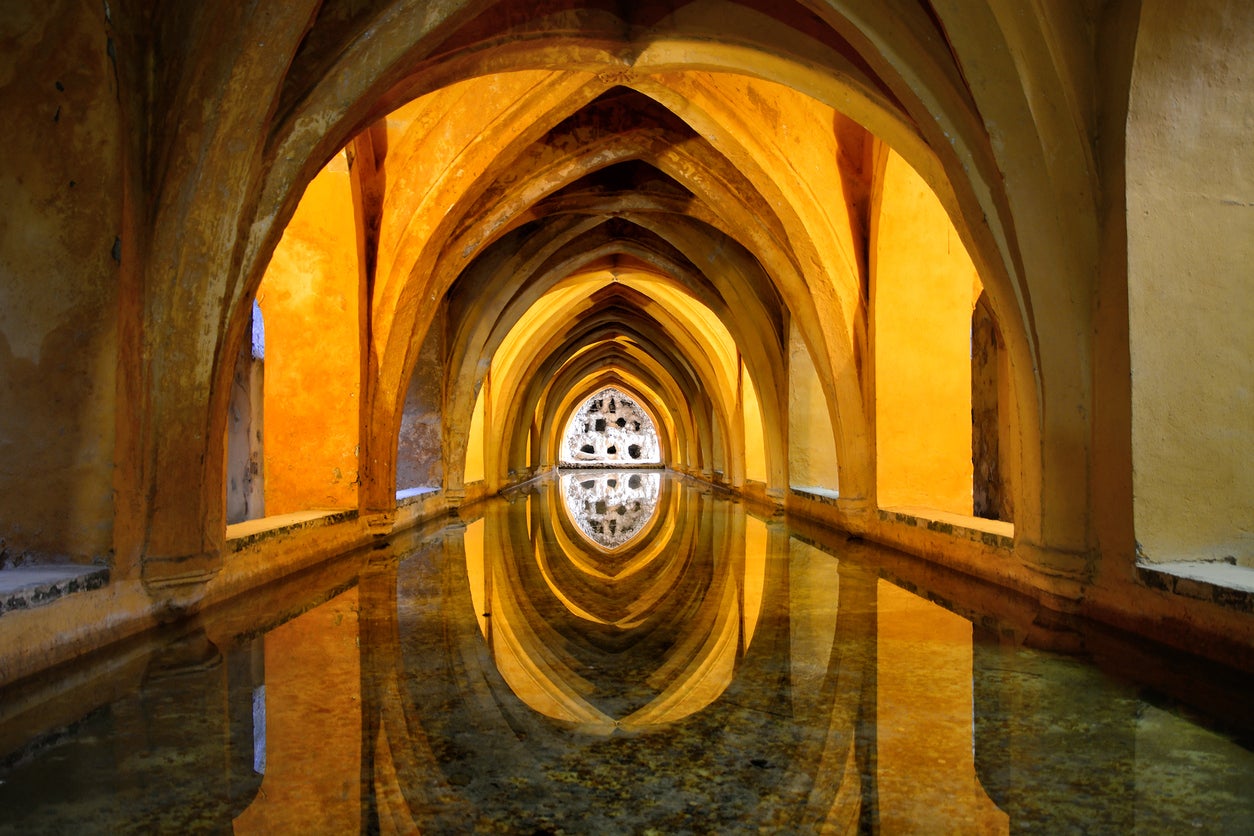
[363,510,397,536]
[1017,542,1093,606]
[141,553,220,621]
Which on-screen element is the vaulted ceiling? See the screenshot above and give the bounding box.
[123,0,1105,575]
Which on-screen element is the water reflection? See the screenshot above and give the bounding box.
[464,471,764,733]
[560,470,661,551]
[1,474,1252,833]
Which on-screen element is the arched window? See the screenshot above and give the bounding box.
[559,387,662,466]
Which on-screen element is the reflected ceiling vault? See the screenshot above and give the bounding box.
[354,478,1014,832]
[457,474,767,734]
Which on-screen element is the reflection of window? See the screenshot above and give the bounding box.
[560,387,661,465]
[561,471,661,550]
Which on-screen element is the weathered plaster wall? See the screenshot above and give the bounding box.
[1127,0,1254,564]
[257,157,361,515]
[0,0,120,564]
[873,151,976,516]
[787,322,839,492]
[396,307,444,490]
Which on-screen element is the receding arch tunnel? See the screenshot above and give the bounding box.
[242,65,989,516]
[209,1,1081,599]
[125,4,1041,571]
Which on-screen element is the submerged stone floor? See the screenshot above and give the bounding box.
[0,473,1251,833]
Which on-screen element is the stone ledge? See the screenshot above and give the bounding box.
[396,487,438,505]
[0,565,110,617]
[1137,561,1254,613]
[789,486,840,506]
[878,506,1015,549]
[225,509,358,552]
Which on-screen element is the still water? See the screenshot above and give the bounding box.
[1,472,1252,833]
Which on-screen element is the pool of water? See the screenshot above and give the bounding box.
[1,472,1251,833]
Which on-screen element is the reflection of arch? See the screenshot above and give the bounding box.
[468,479,757,732]
[353,479,925,830]
[541,474,684,625]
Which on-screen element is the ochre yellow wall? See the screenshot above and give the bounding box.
[788,322,840,491]
[464,381,487,485]
[873,150,976,515]
[742,363,767,484]
[741,516,768,652]
[1127,0,1254,565]
[257,156,361,515]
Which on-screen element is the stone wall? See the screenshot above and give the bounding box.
[971,294,1012,522]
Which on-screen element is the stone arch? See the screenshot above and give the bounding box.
[436,188,791,491]
[124,1,1098,593]
[487,295,745,489]
[371,76,832,509]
